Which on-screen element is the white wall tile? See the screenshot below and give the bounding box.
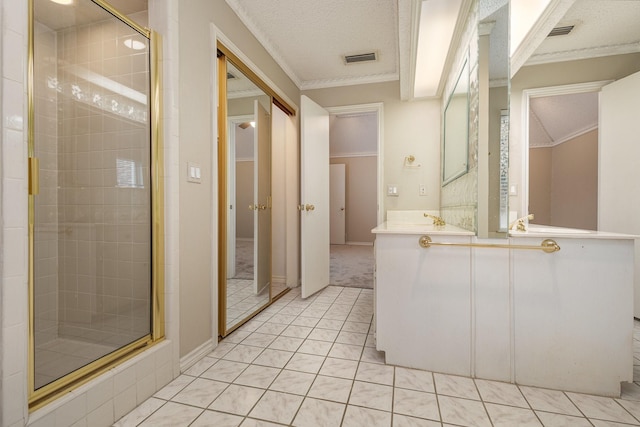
[2,78,24,130]
[3,128,26,179]
[87,400,115,427]
[54,393,87,427]
[3,29,24,82]
[86,374,114,412]
[2,276,26,327]
[2,324,26,376]
[3,226,27,277]
[113,384,137,421]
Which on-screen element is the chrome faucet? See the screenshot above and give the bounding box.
[509,213,534,231]
[424,213,446,226]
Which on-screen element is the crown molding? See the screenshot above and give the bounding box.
[525,42,640,66]
[510,0,577,77]
[225,0,303,88]
[300,73,399,91]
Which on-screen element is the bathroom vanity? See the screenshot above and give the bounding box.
[372,212,635,397]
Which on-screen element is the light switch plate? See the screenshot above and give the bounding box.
[187,161,202,183]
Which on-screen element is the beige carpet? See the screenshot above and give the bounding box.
[330,244,374,289]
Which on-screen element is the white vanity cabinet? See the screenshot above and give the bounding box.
[373,219,635,397]
[512,236,634,396]
[375,232,473,376]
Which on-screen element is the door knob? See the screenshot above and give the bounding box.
[305,204,315,211]
[257,204,266,210]
[249,204,258,210]
[340,207,345,211]
[297,204,304,211]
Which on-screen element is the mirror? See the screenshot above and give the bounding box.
[479,0,509,237]
[442,59,470,186]
[219,54,272,335]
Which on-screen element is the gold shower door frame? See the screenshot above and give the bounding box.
[27,0,164,409]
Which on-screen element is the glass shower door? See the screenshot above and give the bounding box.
[31,0,153,397]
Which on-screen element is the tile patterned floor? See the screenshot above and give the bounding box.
[114,286,640,426]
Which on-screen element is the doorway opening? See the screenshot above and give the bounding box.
[522,82,607,230]
[326,106,381,289]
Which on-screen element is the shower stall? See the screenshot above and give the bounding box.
[29,0,163,407]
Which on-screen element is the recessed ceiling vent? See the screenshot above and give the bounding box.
[344,52,377,64]
[548,25,575,37]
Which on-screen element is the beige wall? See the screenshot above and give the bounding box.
[330,157,377,243]
[235,161,254,239]
[303,81,441,219]
[529,147,552,225]
[178,1,299,357]
[510,53,640,218]
[529,130,598,229]
[551,130,598,229]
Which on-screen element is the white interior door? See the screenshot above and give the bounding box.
[301,95,330,298]
[598,70,640,317]
[330,164,346,245]
[255,100,271,294]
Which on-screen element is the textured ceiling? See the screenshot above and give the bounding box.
[526,1,640,148]
[529,92,599,148]
[226,0,399,90]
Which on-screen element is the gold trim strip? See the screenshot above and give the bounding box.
[91,0,150,38]
[150,30,165,340]
[418,236,561,253]
[29,335,154,409]
[217,54,229,336]
[217,43,296,116]
[28,157,39,195]
[27,0,36,399]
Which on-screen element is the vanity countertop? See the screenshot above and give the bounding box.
[372,222,475,236]
[509,224,638,240]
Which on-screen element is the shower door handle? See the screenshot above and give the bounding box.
[29,157,40,195]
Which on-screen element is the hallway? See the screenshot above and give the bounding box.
[115,285,640,426]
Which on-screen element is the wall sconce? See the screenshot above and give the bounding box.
[404,155,421,168]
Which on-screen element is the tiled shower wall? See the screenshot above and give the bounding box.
[33,21,59,346]
[34,12,152,349]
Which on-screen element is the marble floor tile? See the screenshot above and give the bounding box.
[200,359,248,383]
[621,382,640,402]
[336,331,368,346]
[233,365,280,389]
[208,384,265,416]
[348,380,393,411]
[341,321,371,334]
[265,313,297,325]
[355,361,395,386]
[589,420,640,427]
[297,339,333,356]
[267,335,304,352]
[315,319,345,331]
[221,330,251,344]
[485,403,542,427]
[153,375,195,400]
[328,343,363,360]
[393,388,440,421]
[535,411,593,426]
[616,398,640,421]
[183,356,218,377]
[241,417,288,427]
[291,316,321,327]
[567,392,638,424]
[284,353,326,374]
[268,369,315,395]
[392,414,441,427]
[281,324,313,338]
[360,346,386,364]
[113,397,165,427]
[254,322,287,336]
[293,397,346,427]
[248,390,304,425]
[191,409,243,427]
[138,401,203,427]
[475,379,529,408]
[170,378,228,408]
[240,333,278,349]
[221,344,263,363]
[434,373,481,400]
[307,375,353,403]
[308,328,340,342]
[394,367,435,393]
[438,395,492,427]
[252,348,294,369]
[342,405,392,427]
[520,386,582,416]
[209,342,236,358]
[319,357,359,379]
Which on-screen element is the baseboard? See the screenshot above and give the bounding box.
[180,338,214,372]
[345,241,374,246]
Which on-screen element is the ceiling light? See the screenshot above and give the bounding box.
[413,0,463,98]
[123,39,146,50]
[50,0,73,4]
